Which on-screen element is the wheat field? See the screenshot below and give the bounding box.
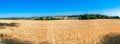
[0,19,120,44]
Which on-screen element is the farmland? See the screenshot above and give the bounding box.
[0,19,120,44]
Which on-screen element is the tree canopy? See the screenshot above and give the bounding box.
[78,14,119,20]
[0,14,119,20]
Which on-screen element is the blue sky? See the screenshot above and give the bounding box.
[0,0,120,17]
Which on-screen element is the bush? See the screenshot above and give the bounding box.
[78,14,120,20]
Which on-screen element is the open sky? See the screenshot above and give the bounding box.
[0,0,120,17]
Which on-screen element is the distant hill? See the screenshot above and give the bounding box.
[0,14,119,20]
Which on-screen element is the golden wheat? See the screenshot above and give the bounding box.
[0,19,120,44]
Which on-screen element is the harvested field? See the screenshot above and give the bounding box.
[0,19,120,44]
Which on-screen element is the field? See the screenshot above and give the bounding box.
[0,19,120,44]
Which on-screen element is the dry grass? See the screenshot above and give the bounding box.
[0,19,120,44]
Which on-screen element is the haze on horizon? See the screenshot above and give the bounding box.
[0,0,120,17]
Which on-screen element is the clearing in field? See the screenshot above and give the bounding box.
[0,19,120,44]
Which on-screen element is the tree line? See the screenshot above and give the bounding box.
[78,14,119,20]
[0,14,119,20]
